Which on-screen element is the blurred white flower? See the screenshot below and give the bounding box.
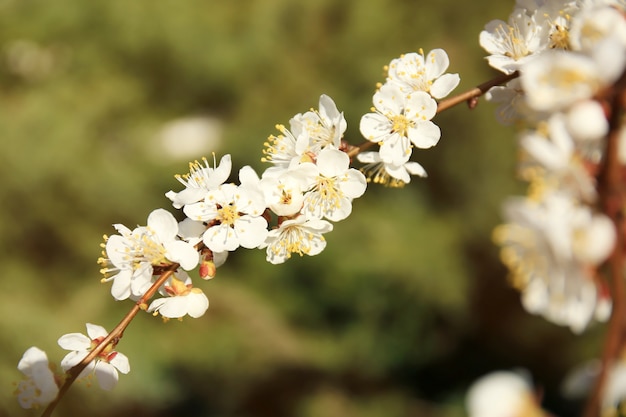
[494,192,615,332]
[521,41,625,112]
[15,347,59,409]
[466,370,546,417]
[157,116,223,161]
[519,113,598,202]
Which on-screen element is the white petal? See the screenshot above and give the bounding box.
[86,323,108,339]
[18,347,49,375]
[340,170,367,198]
[359,113,392,142]
[405,91,437,120]
[147,208,178,242]
[187,292,210,318]
[356,151,381,164]
[177,218,207,245]
[317,148,349,177]
[60,351,88,371]
[424,49,450,80]
[430,73,460,99]
[110,270,132,300]
[164,240,200,270]
[203,224,239,252]
[566,100,609,142]
[105,235,130,267]
[109,352,130,374]
[235,216,269,249]
[58,333,91,351]
[407,121,441,149]
[385,164,411,183]
[95,362,119,390]
[166,187,207,209]
[404,161,427,177]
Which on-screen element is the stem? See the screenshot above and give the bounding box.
[347,71,520,158]
[582,73,626,417]
[40,264,179,417]
[436,71,519,113]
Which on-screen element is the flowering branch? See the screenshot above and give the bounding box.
[40,263,179,417]
[13,2,626,417]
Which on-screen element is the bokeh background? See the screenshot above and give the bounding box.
[0,0,605,416]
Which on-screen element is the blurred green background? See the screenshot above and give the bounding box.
[0,0,605,416]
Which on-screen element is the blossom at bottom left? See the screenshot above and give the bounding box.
[15,346,60,409]
[57,323,130,391]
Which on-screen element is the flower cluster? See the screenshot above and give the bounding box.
[486,0,626,333]
[358,48,460,186]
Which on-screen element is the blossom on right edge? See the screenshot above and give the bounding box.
[493,191,615,333]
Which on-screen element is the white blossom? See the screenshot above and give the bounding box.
[184,183,268,252]
[98,209,200,300]
[479,8,547,73]
[262,95,346,170]
[262,215,333,264]
[58,323,130,391]
[166,154,231,209]
[259,163,316,216]
[357,150,427,187]
[147,271,209,319]
[290,94,347,155]
[386,49,460,99]
[360,82,440,166]
[301,147,367,222]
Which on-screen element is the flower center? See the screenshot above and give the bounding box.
[164,276,193,297]
[316,176,342,209]
[216,203,240,226]
[550,25,570,49]
[391,114,412,137]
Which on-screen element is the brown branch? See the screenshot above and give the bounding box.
[582,72,626,417]
[347,71,520,158]
[436,71,519,112]
[40,264,179,417]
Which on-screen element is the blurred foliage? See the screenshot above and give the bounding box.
[0,0,604,416]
